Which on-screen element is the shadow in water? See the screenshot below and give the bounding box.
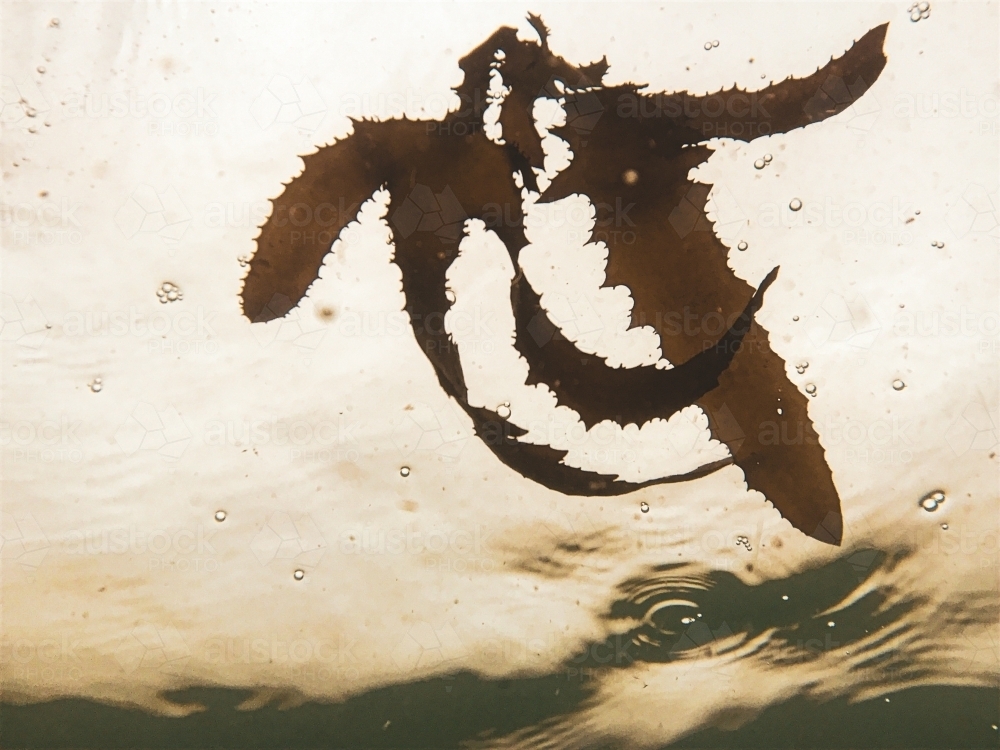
[3,549,996,749]
[668,685,1000,749]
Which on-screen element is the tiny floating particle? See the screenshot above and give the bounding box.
[919,490,946,512]
[795,362,809,374]
[157,282,183,304]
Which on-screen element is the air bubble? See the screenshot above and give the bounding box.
[445,289,456,303]
[704,42,713,50]
[640,501,649,513]
[781,595,789,601]
[777,408,783,415]
[919,490,946,512]
[763,154,772,163]
[214,510,227,522]
[892,379,905,391]
[804,383,817,396]
[49,18,60,27]
[941,523,948,530]
[931,240,945,248]
[89,377,102,393]
[157,282,182,304]
[827,621,835,628]
[25,107,37,118]
[496,403,511,419]
[238,255,250,268]
[712,40,719,48]
[910,10,922,21]
[293,569,305,580]
[400,466,410,477]
[754,159,765,170]
[36,66,46,74]
[792,315,799,322]
[789,198,803,212]
[737,241,748,251]
[681,616,695,624]
[622,169,639,186]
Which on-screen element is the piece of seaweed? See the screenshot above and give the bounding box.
[241,18,890,544]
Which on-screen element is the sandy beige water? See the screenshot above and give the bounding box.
[1,2,997,747]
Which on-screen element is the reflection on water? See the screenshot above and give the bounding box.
[3,549,997,748]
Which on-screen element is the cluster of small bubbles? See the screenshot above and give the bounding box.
[892,379,906,391]
[736,535,752,551]
[908,2,930,21]
[931,240,945,248]
[445,289,456,303]
[919,490,946,512]
[789,198,803,212]
[89,377,103,393]
[293,569,305,581]
[795,362,809,374]
[237,255,250,268]
[681,616,696,625]
[399,466,410,477]
[737,240,748,251]
[157,282,182,304]
[805,383,817,396]
[753,154,773,170]
[496,402,511,419]
[703,40,719,50]
[214,510,227,522]
[640,501,650,513]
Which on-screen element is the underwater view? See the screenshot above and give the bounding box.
[1,1,998,748]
